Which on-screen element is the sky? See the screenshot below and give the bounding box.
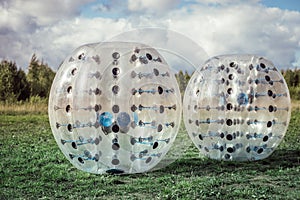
[0,0,300,71]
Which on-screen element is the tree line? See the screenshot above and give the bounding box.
[281,69,300,100]
[1,56,300,104]
[0,54,55,103]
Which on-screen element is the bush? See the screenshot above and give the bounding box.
[29,95,48,104]
[289,87,300,100]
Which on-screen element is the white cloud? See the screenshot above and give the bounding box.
[0,0,96,69]
[29,17,133,69]
[3,0,93,26]
[163,3,300,68]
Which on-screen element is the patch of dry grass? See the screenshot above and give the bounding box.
[0,102,48,114]
[292,100,300,111]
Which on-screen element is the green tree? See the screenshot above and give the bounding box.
[175,70,192,96]
[294,68,300,87]
[184,71,191,86]
[26,54,55,98]
[282,68,300,100]
[175,70,185,95]
[283,69,293,88]
[15,69,30,101]
[0,60,17,102]
[0,60,29,102]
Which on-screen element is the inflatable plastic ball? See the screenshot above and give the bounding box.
[48,42,182,174]
[183,54,291,161]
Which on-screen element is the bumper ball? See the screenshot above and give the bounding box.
[183,54,291,161]
[48,42,182,174]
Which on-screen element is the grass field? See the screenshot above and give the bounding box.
[1,110,300,199]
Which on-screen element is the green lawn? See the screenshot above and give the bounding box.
[0,112,299,199]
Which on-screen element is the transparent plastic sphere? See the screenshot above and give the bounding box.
[183,54,291,161]
[48,42,182,174]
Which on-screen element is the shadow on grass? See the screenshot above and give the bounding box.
[150,149,300,177]
[97,149,296,181]
[110,149,300,181]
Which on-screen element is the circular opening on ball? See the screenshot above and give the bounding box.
[220,132,225,138]
[78,53,84,60]
[131,54,137,62]
[112,158,120,165]
[227,103,233,110]
[153,68,159,76]
[95,104,101,112]
[257,148,264,154]
[157,124,163,132]
[224,154,231,159]
[249,64,254,70]
[226,119,233,126]
[112,52,120,59]
[78,157,84,164]
[112,143,120,150]
[268,90,273,97]
[94,137,100,145]
[145,157,152,164]
[112,67,120,76]
[260,63,266,69]
[220,146,224,152]
[263,135,269,142]
[229,62,235,67]
[67,124,73,132]
[67,86,72,94]
[227,147,234,153]
[268,105,274,112]
[158,86,163,94]
[146,53,152,60]
[267,121,273,127]
[227,88,233,95]
[153,142,159,149]
[112,105,120,113]
[95,88,101,95]
[71,68,77,76]
[66,105,71,113]
[94,154,100,162]
[71,142,77,149]
[199,134,203,140]
[226,134,233,141]
[112,124,120,133]
[112,85,120,94]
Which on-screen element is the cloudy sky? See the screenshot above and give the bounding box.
[1,0,300,71]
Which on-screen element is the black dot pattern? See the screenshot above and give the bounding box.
[49,42,181,174]
[183,54,291,161]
